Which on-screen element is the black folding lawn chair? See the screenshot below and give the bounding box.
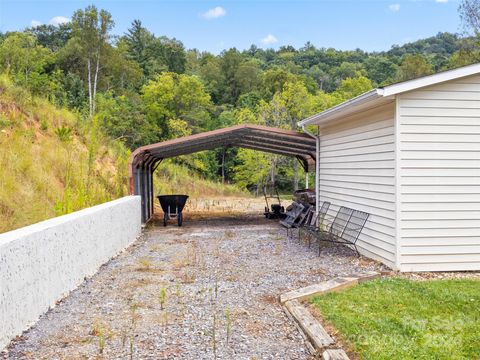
[317,207,369,256]
[299,201,331,244]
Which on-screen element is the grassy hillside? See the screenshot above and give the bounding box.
[0,76,246,233]
[0,75,131,233]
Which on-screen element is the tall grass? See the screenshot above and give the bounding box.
[0,75,130,233]
[154,159,247,198]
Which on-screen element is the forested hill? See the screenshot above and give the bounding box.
[0,5,478,196]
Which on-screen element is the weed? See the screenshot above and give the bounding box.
[208,287,215,304]
[212,312,217,360]
[40,118,48,131]
[274,242,283,255]
[159,287,167,310]
[190,241,198,265]
[0,114,10,129]
[55,126,72,142]
[120,327,127,348]
[128,301,139,360]
[163,311,169,329]
[137,257,154,271]
[91,320,108,355]
[181,269,196,284]
[225,308,232,346]
[129,334,134,360]
[213,239,221,258]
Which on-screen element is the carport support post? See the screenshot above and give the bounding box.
[301,125,320,218]
[315,131,320,218]
[149,164,154,216]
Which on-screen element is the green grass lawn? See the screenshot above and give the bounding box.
[310,277,480,360]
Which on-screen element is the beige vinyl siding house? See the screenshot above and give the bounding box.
[319,104,397,268]
[397,74,480,271]
[299,63,480,272]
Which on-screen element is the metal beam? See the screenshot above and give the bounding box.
[236,143,310,159]
[246,130,315,146]
[237,137,315,153]
[235,140,315,158]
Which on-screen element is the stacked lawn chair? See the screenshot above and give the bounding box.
[279,202,311,237]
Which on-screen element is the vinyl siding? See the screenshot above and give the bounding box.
[397,74,480,272]
[319,103,397,268]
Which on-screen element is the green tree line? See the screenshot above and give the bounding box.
[0,3,478,192]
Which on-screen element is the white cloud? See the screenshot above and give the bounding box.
[49,16,70,26]
[201,6,226,20]
[389,3,401,12]
[435,0,448,3]
[31,20,42,27]
[261,34,278,45]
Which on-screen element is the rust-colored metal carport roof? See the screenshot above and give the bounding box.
[128,124,317,222]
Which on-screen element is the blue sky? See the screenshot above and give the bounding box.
[0,0,461,53]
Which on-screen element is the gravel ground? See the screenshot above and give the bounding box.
[3,214,386,360]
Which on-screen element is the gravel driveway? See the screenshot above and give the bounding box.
[3,214,385,360]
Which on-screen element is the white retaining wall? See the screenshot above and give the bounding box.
[0,196,141,350]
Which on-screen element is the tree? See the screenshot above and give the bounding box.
[123,21,186,77]
[334,76,373,102]
[199,55,224,103]
[261,67,298,100]
[459,0,480,35]
[95,92,158,148]
[257,80,315,190]
[141,72,212,138]
[233,149,271,193]
[364,56,397,85]
[219,48,243,103]
[0,32,52,84]
[235,59,262,97]
[71,5,114,117]
[395,54,433,82]
[101,41,143,92]
[457,1,480,64]
[123,20,153,74]
[330,62,365,85]
[62,72,87,109]
[156,37,187,74]
[28,23,72,51]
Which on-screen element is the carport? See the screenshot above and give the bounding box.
[129,124,317,222]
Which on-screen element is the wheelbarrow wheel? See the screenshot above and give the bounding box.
[178,212,183,227]
[163,213,168,226]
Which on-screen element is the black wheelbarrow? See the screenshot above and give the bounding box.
[157,195,189,226]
